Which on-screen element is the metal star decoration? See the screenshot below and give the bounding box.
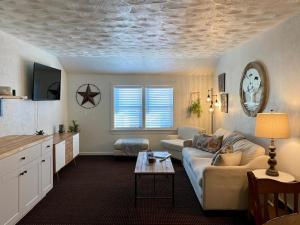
[77,84,100,106]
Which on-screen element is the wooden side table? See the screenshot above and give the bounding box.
[252,169,295,183]
[247,170,299,225]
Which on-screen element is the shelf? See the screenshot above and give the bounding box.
[0,95,28,100]
[0,96,28,116]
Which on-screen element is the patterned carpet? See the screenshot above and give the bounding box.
[18,156,248,225]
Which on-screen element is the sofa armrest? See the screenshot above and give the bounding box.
[166,135,179,140]
[183,139,193,147]
[201,155,269,209]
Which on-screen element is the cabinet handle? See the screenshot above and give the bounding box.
[41,159,46,163]
[20,172,24,176]
[21,157,26,160]
[23,170,27,174]
[47,145,51,148]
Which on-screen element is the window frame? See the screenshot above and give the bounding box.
[111,85,175,131]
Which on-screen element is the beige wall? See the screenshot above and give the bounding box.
[68,72,213,154]
[215,13,300,179]
[0,30,68,136]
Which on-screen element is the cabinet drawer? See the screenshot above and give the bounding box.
[42,139,53,156]
[19,144,41,166]
[0,153,23,175]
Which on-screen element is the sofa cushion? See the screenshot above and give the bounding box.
[233,139,265,165]
[182,147,214,162]
[160,139,184,152]
[189,157,212,186]
[178,127,202,140]
[214,128,232,139]
[193,134,223,154]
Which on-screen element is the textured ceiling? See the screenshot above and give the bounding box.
[0,0,300,73]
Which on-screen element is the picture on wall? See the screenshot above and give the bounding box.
[221,93,228,113]
[239,61,268,117]
[218,73,226,92]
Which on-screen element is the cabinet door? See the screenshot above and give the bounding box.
[54,141,65,173]
[73,133,79,158]
[0,169,22,225]
[20,158,41,215]
[41,153,53,198]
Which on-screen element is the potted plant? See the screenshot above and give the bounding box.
[187,98,202,118]
[68,120,79,133]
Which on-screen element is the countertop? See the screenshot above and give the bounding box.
[0,135,52,160]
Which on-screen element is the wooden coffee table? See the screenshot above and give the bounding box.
[134,151,175,206]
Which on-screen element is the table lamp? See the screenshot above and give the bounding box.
[255,112,289,176]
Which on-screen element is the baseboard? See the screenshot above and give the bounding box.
[79,152,114,156]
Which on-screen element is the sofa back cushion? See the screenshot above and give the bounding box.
[213,128,266,165]
[178,127,203,140]
[214,128,232,139]
[233,139,265,165]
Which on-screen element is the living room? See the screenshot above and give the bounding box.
[0,1,300,225]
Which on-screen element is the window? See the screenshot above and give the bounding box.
[113,86,174,129]
[113,86,143,129]
[145,87,173,128]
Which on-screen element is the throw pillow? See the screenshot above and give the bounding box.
[193,134,223,154]
[211,144,233,165]
[212,150,242,166]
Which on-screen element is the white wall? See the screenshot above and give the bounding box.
[68,72,213,154]
[0,30,68,136]
[215,13,300,180]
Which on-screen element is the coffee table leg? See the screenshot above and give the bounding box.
[135,174,137,207]
[172,174,175,207]
[153,175,156,194]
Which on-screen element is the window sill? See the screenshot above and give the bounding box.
[110,128,177,134]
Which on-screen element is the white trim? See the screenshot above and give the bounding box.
[79,151,114,156]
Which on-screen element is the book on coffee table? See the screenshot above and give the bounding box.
[153,152,171,159]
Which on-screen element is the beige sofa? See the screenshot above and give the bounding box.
[182,128,269,210]
[160,127,205,160]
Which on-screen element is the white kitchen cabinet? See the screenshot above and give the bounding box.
[41,152,53,197]
[0,169,21,225]
[73,133,79,158]
[19,158,41,215]
[0,135,53,225]
[54,141,65,173]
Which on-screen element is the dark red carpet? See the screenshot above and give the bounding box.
[18,156,248,225]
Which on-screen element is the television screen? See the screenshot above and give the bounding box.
[32,63,61,101]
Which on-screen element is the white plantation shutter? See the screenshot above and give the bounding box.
[145,87,174,128]
[114,87,143,129]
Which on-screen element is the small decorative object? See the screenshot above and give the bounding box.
[255,111,289,176]
[69,120,79,133]
[187,92,202,118]
[0,86,12,96]
[58,124,65,133]
[218,73,226,92]
[220,93,228,113]
[12,89,16,96]
[147,149,155,163]
[76,84,101,109]
[35,130,45,135]
[240,61,268,117]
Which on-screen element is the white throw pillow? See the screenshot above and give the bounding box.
[213,151,242,166]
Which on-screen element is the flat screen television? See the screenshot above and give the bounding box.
[32,63,61,101]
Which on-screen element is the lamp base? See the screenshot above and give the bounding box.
[266,168,279,177]
[266,138,279,177]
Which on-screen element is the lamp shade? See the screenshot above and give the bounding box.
[255,113,290,139]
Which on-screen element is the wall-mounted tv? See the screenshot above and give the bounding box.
[32,63,61,101]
